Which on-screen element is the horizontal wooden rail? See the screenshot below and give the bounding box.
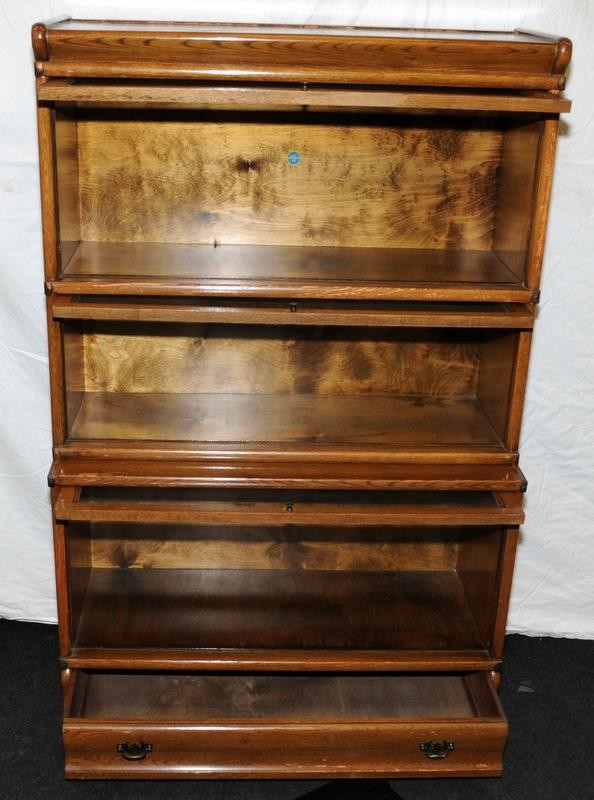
[52,299,535,328]
[66,647,498,672]
[37,81,571,112]
[50,458,527,490]
[54,487,524,526]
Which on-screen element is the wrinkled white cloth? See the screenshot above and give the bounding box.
[0,0,592,637]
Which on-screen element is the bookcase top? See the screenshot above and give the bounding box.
[32,17,571,90]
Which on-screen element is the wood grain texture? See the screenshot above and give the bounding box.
[65,648,498,673]
[56,241,535,302]
[37,20,570,91]
[50,457,528,489]
[79,324,482,397]
[55,486,524,526]
[74,672,476,720]
[62,720,508,779]
[33,17,571,783]
[67,393,502,449]
[49,508,72,657]
[52,298,535,329]
[45,298,68,445]
[71,567,484,650]
[76,522,460,572]
[37,82,572,113]
[36,105,60,281]
[76,112,503,250]
[62,668,507,779]
[60,242,525,283]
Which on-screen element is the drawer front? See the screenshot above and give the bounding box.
[64,720,507,779]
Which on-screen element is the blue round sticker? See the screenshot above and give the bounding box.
[288,151,301,165]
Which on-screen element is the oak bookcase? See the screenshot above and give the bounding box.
[33,18,571,780]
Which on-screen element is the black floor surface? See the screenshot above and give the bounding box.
[1,620,592,799]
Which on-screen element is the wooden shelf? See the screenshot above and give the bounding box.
[68,392,503,451]
[55,242,532,302]
[73,568,485,651]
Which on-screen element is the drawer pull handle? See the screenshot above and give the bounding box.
[117,741,153,761]
[420,740,455,759]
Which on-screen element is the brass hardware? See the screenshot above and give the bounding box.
[117,741,153,761]
[285,502,294,512]
[289,302,298,312]
[420,740,455,759]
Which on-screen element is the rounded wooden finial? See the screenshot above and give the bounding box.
[31,22,49,61]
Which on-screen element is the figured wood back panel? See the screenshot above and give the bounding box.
[76,112,503,249]
[80,323,482,398]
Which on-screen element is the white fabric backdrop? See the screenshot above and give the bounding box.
[1,0,592,637]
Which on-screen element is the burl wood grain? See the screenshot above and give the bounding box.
[64,323,513,448]
[77,112,503,249]
[80,324,481,397]
[74,522,460,572]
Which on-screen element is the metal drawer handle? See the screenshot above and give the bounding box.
[117,741,153,761]
[420,740,455,759]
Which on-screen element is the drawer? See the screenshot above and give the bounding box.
[55,487,520,668]
[63,670,508,779]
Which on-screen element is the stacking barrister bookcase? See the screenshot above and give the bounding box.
[33,17,571,779]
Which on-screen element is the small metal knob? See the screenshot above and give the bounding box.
[420,740,455,759]
[117,741,153,761]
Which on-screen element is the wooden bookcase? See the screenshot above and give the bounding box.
[33,18,571,780]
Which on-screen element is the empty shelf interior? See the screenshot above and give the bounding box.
[54,108,542,295]
[68,392,502,448]
[61,242,524,294]
[62,321,517,450]
[71,567,484,651]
